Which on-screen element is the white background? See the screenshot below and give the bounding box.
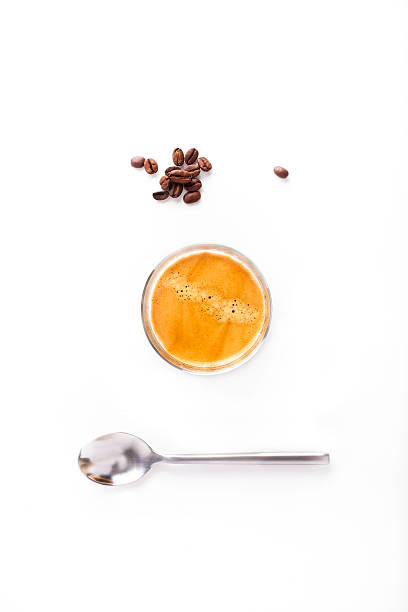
[0,1,407,610]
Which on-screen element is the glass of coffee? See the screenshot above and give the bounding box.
[141,244,271,374]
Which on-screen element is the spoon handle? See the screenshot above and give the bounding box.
[162,452,329,465]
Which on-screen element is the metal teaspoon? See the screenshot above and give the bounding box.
[78,432,330,486]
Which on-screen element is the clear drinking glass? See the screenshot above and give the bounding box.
[141,244,271,374]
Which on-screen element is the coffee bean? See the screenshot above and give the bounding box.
[184,163,200,178]
[153,190,169,201]
[169,183,183,198]
[198,157,212,172]
[172,148,184,166]
[274,166,289,179]
[185,178,202,192]
[160,175,171,190]
[183,191,201,204]
[131,156,145,168]
[185,148,199,164]
[168,169,191,184]
[165,166,179,176]
[144,158,158,174]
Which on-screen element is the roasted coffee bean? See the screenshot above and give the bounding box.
[160,175,171,190]
[169,183,183,198]
[185,148,199,164]
[198,157,212,172]
[168,169,191,184]
[165,165,179,176]
[184,163,200,178]
[183,191,201,204]
[153,190,169,201]
[144,158,158,174]
[185,178,202,192]
[172,148,184,166]
[131,156,145,168]
[274,166,289,179]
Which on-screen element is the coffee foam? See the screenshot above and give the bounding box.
[159,269,260,324]
[150,250,267,368]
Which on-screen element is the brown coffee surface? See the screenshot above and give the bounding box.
[151,251,265,366]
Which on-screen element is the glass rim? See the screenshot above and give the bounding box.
[141,243,272,375]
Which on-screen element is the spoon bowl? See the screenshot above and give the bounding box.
[78,432,160,485]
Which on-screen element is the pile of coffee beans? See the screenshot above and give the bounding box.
[131,148,212,205]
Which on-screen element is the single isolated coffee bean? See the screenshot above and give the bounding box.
[144,158,158,174]
[184,163,200,178]
[168,169,191,184]
[185,148,199,164]
[165,165,179,176]
[160,175,171,190]
[184,191,201,204]
[169,183,183,198]
[131,156,145,168]
[172,148,184,166]
[198,157,212,172]
[274,166,289,179]
[185,178,202,192]
[153,191,169,201]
